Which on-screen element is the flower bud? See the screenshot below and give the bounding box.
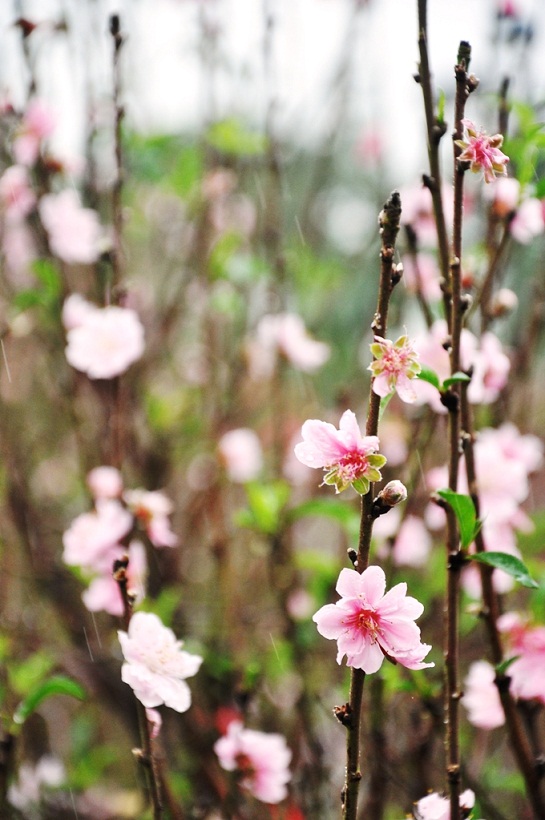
[490,287,518,318]
[372,480,408,518]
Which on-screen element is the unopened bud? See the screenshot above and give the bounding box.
[372,480,408,518]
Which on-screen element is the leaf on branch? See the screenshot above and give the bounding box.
[13,675,86,727]
[442,372,471,388]
[470,552,539,589]
[417,367,441,390]
[436,489,478,549]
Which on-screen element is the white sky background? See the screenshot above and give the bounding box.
[1,0,544,184]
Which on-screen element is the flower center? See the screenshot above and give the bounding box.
[355,608,380,643]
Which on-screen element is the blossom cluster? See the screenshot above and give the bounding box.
[247,312,330,378]
[63,466,177,616]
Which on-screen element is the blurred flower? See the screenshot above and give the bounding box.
[249,313,330,378]
[510,197,545,243]
[87,466,123,500]
[214,720,292,804]
[456,119,509,183]
[64,300,145,379]
[13,98,55,166]
[39,189,102,264]
[124,489,178,548]
[218,428,263,483]
[369,334,421,402]
[399,182,455,247]
[490,287,518,318]
[8,756,65,812]
[484,176,520,217]
[313,566,433,673]
[119,611,202,712]
[401,253,442,302]
[499,613,545,704]
[392,515,432,568]
[0,165,36,220]
[462,660,505,730]
[413,789,476,819]
[294,409,386,494]
[82,539,147,617]
[62,499,133,570]
[61,293,96,330]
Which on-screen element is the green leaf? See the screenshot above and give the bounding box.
[418,367,441,390]
[442,372,471,388]
[13,675,85,727]
[237,481,291,535]
[496,655,520,677]
[470,552,539,589]
[436,489,478,549]
[437,89,446,125]
[378,392,393,421]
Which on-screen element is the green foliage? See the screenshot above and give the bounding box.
[8,651,56,697]
[470,552,539,589]
[436,489,479,549]
[12,675,85,728]
[234,480,291,535]
[206,118,268,157]
[11,259,62,315]
[504,102,545,188]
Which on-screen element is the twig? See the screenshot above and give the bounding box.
[342,191,402,820]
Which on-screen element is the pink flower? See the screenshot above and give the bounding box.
[510,197,545,244]
[214,721,292,805]
[392,515,432,568]
[484,176,520,217]
[294,410,386,494]
[499,614,545,705]
[312,566,433,673]
[61,293,96,330]
[65,302,145,379]
[369,334,421,402]
[123,489,178,548]
[413,789,475,820]
[462,661,505,730]
[218,428,263,483]
[401,253,442,302]
[118,611,202,712]
[249,313,330,378]
[87,466,123,499]
[39,189,102,264]
[456,119,509,183]
[0,165,36,221]
[13,99,56,166]
[62,499,133,571]
[82,540,147,617]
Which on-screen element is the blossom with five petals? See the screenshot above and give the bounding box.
[118,611,202,712]
[456,119,509,183]
[294,410,386,494]
[313,566,433,673]
[369,334,421,402]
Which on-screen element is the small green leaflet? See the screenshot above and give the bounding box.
[470,552,539,589]
[418,367,441,390]
[442,372,471,389]
[436,489,479,549]
[378,392,394,421]
[13,675,86,727]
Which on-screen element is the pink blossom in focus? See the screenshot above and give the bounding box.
[124,489,178,548]
[413,789,475,820]
[250,313,330,377]
[218,428,263,483]
[392,515,432,568]
[62,499,133,571]
[462,660,505,730]
[82,539,147,616]
[456,119,509,183]
[369,334,421,402]
[313,566,433,673]
[214,721,292,804]
[0,165,36,220]
[294,410,386,494]
[87,466,123,499]
[119,611,202,712]
[65,303,145,379]
[13,99,56,166]
[401,253,442,302]
[39,189,102,264]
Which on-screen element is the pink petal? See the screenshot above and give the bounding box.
[312,604,346,639]
[360,565,386,607]
[372,373,392,398]
[336,567,365,598]
[297,419,346,466]
[347,640,384,673]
